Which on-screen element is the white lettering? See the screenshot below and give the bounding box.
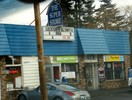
[50,18,62,26]
[51,5,58,11]
[49,11,61,19]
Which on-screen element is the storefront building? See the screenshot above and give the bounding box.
[0,23,130,98]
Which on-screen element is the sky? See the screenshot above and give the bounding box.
[0,0,132,26]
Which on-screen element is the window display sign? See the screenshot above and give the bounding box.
[98,67,105,82]
[6,67,20,74]
[7,83,13,90]
[61,72,75,78]
[51,56,78,63]
[104,55,124,62]
[15,76,22,88]
[43,26,74,41]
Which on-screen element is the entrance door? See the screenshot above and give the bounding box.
[86,63,98,90]
[53,66,60,82]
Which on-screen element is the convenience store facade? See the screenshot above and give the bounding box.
[0,24,130,99]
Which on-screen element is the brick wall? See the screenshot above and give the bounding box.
[78,55,86,89]
[0,57,7,100]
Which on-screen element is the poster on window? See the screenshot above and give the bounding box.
[98,67,105,82]
[61,72,75,78]
[15,76,22,88]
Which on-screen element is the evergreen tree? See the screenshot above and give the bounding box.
[122,5,132,31]
[68,0,95,28]
[55,0,96,28]
[55,0,73,26]
[95,0,126,30]
[82,0,96,28]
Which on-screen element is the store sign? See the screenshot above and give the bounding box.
[47,2,63,26]
[6,67,20,74]
[104,55,124,62]
[51,56,78,63]
[43,26,74,41]
[9,69,19,74]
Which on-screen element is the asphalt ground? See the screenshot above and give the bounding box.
[89,87,132,97]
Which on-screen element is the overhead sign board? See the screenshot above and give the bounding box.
[50,56,78,63]
[47,2,63,26]
[43,26,74,41]
[103,55,124,62]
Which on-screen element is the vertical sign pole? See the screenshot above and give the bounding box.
[34,1,48,100]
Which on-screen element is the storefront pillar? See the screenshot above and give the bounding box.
[124,55,130,82]
[78,55,86,89]
[0,57,7,100]
[97,55,104,88]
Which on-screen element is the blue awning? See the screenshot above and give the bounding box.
[77,28,130,54]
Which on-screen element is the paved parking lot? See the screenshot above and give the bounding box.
[89,87,132,100]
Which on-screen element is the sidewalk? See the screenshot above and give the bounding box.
[89,87,130,97]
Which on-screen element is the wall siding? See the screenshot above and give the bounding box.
[21,57,40,88]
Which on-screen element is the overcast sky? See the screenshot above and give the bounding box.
[0,0,132,26]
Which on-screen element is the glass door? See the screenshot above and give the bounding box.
[86,63,98,90]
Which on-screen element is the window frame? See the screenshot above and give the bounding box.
[104,61,125,80]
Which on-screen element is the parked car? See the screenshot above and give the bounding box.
[128,68,132,89]
[128,78,132,89]
[17,82,91,100]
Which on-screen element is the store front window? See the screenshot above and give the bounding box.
[86,55,97,60]
[5,56,21,89]
[105,62,124,80]
[61,63,79,83]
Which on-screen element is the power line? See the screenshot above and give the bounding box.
[29,2,51,26]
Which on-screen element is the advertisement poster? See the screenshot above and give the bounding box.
[15,76,22,88]
[61,72,75,79]
[98,67,105,82]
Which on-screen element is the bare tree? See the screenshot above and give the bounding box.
[121,5,132,31]
[95,0,126,31]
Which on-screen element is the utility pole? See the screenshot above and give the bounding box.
[33,1,48,100]
[18,0,48,100]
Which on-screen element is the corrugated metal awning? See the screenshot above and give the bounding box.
[77,28,130,54]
